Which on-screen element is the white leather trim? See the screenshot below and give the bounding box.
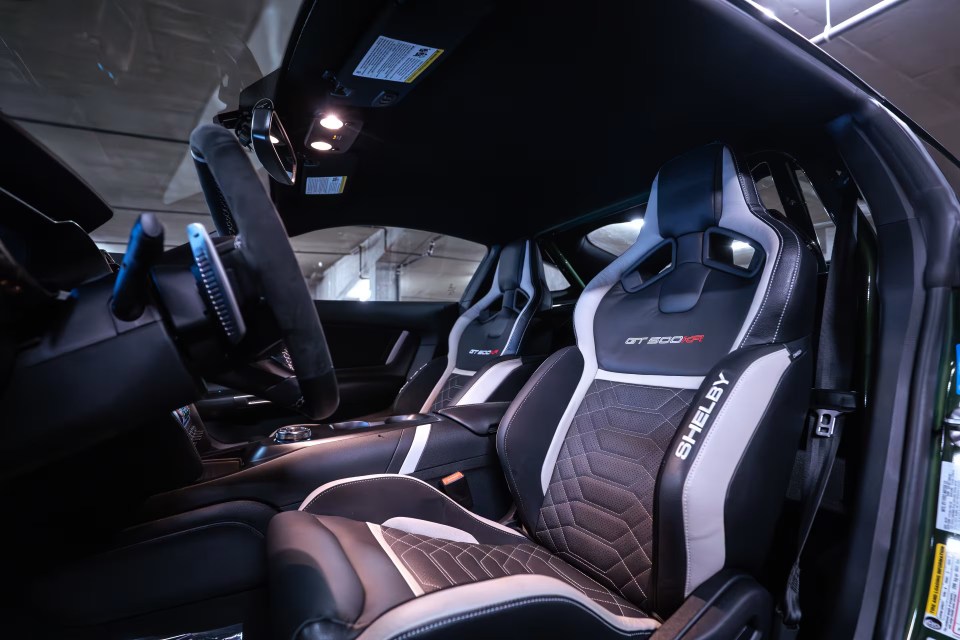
[681,347,792,595]
[717,147,783,349]
[539,178,666,492]
[381,517,479,543]
[298,474,527,538]
[368,523,425,596]
[456,359,524,405]
[595,369,704,389]
[356,575,660,639]
[452,367,476,376]
[398,424,431,474]
[420,262,503,413]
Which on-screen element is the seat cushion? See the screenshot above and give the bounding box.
[377,526,646,618]
[270,475,660,639]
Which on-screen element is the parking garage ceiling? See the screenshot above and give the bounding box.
[1,0,959,298]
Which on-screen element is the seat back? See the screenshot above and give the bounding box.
[420,239,551,412]
[497,144,817,615]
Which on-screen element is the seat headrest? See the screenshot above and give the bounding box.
[492,239,551,312]
[654,143,725,238]
[497,241,528,292]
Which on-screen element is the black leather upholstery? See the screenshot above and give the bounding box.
[498,346,585,528]
[267,144,817,639]
[392,239,552,414]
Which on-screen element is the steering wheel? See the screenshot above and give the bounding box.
[188,124,338,421]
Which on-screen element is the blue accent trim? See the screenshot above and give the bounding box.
[955,343,959,395]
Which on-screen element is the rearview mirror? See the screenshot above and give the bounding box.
[251,99,297,186]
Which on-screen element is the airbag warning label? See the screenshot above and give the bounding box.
[353,36,443,84]
[305,176,347,195]
[938,461,960,535]
[924,542,960,637]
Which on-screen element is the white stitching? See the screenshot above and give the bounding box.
[303,475,525,539]
[499,347,579,522]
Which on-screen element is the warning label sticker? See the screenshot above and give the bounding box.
[924,542,960,638]
[353,36,444,84]
[305,176,347,195]
[938,462,960,535]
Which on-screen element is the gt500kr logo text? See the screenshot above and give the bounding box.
[624,335,704,345]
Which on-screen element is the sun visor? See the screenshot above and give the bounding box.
[328,0,493,108]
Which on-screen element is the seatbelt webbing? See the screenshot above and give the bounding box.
[778,201,860,632]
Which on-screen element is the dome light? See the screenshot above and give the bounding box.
[320,115,344,130]
[310,140,334,151]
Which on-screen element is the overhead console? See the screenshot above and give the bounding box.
[215,0,494,194]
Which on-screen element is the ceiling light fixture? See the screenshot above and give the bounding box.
[310,140,334,151]
[319,115,344,130]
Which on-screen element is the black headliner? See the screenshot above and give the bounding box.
[270,0,861,245]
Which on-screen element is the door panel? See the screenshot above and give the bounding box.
[315,300,459,420]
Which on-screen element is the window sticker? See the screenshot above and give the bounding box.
[353,36,443,83]
[924,541,960,638]
[305,176,347,195]
[938,461,960,535]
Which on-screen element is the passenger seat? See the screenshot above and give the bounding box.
[393,240,552,413]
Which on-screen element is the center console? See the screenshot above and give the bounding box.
[138,401,513,522]
[32,402,514,639]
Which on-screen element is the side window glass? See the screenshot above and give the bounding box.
[755,163,786,213]
[543,262,571,292]
[291,226,487,301]
[585,216,646,257]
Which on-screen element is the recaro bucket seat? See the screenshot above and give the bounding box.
[267,143,817,639]
[393,239,552,414]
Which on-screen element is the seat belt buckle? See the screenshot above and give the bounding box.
[810,389,857,438]
[440,471,474,509]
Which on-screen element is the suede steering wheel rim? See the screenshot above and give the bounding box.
[189,124,338,421]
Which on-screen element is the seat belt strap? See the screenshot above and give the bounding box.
[777,200,860,633]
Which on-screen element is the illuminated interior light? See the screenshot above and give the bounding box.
[627,218,645,229]
[731,241,751,251]
[346,277,371,301]
[269,135,280,144]
[320,115,344,130]
[310,140,334,151]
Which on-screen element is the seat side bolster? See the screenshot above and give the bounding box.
[496,346,585,530]
[355,575,660,640]
[299,474,525,545]
[393,357,448,415]
[650,570,772,640]
[452,356,524,405]
[654,343,809,614]
[268,511,364,640]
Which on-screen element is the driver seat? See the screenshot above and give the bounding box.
[267,144,817,639]
[392,238,553,414]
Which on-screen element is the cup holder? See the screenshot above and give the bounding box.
[384,413,431,423]
[329,420,372,430]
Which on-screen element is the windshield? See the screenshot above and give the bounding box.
[0,0,301,251]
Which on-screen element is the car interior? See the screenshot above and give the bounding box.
[2,0,960,639]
